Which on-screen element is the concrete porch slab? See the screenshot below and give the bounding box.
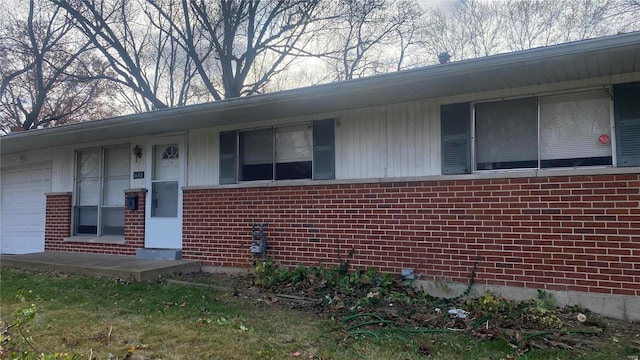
[0,251,201,281]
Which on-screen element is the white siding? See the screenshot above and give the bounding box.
[181,73,640,185]
[188,129,217,186]
[129,140,146,189]
[183,99,444,183]
[335,100,440,180]
[336,106,387,179]
[426,101,441,175]
[1,149,51,169]
[51,146,74,193]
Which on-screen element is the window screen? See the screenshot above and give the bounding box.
[475,97,538,170]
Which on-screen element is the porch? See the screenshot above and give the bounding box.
[0,251,201,281]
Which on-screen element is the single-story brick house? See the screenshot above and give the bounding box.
[2,32,639,319]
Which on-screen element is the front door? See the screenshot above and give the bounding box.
[145,136,185,249]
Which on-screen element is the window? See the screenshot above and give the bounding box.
[539,90,612,168]
[74,145,130,236]
[152,144,179,217]
[475,97,538,170]
[219,119,334,184]
[441,87,624,173]
[441,103,471,175]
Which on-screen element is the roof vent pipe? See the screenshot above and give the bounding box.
[438,52,451,64]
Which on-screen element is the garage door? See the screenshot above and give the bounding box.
[1,163,52,254]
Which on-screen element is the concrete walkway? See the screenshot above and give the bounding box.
[0,251,201,281]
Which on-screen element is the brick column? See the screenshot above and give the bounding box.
[124,189,147,249]
[44,192,72,250]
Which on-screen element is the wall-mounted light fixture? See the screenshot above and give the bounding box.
[132,145,143,160]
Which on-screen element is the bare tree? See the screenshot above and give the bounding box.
[421,6,466,63]
[612,0,640,31]
[560,0,616,42]
[389,0,427,71]
[421,0,504,63]
[140,0,206,108]
[0,0,116,133]
[501,0,617,51]
[188,0,323,98]
[322,0,426,80]
[51,0,178,111]
[455,0,504,58]
[332,0,400,80]
[503,0,565,51]
[421,0,621,65]
[55,0,324,106]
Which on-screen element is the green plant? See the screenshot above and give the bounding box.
[376,273,395,290]
[387,292,414,306]
[466,291,514,313]
[253,258,289,288]
[286,263,309,284]
[523,291,564,328]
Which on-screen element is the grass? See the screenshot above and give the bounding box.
[0,268,635,360]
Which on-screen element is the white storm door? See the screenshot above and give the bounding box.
[145,137,185,249]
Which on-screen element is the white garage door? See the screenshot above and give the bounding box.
[1,163,52,254]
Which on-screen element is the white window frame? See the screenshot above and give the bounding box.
[72,144,130,237]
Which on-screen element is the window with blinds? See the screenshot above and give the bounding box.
[539,90,612,168]
[469,89,614,171]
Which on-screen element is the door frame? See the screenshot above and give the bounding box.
[144,135,186,249]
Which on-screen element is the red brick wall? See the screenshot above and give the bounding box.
[44,193,72,248]
[44,190,145,255]
[124,190,146,248]
[182,173,640,296]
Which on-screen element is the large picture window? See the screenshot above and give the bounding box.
[74,145,130,236]
[473,90,612,171]
[219,119,334,184]
[442,88,622,174]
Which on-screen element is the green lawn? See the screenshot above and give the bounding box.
[0,268,635,360]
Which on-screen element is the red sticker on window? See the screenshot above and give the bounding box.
[598,134,610,144]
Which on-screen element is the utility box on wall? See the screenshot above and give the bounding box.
[126,194,139,210]
[250,223,267,255]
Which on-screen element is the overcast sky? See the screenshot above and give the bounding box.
[417,0,461,12]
